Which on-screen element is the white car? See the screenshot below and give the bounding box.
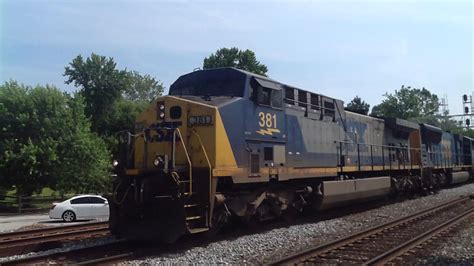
[49,195,109,222]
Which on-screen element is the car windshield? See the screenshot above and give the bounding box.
[169,69,246,97]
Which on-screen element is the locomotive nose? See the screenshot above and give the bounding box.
[109,95,220,242]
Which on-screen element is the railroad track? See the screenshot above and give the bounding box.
[0,221,110,257]
[1,240,135,265]
[271,195,474,265]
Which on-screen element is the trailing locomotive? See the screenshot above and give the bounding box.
[109,68,473,242]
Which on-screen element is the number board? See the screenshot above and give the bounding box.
[189,115,213,126]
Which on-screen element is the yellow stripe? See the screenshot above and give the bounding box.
[288,167,336,175]
[342,165,422,172]
[213,167,244,177]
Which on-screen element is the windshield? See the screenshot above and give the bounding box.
[169,69,246,97]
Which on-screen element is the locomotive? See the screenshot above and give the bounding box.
[109,67,473,242]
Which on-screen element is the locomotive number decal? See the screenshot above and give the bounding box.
[258,112,277,128]
[256,112,281,136]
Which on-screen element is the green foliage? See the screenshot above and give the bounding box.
[124,71,165,103]
[345,96,370,115]
[64,53,130,134]
[371,85,440,119]
[106,98,146,134]
[64,53,163,138]
[0,81,111,195]
[2,54,164,197]
[451,127,474,138]
[101,99,147,157]
[370,85,474,135]
[203,47,268,76]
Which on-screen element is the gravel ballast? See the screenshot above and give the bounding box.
[127,183,474,265]
[414,219,474,265]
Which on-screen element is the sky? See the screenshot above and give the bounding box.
[0,0,472,115]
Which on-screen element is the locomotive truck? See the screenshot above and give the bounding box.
[109,67,473,242]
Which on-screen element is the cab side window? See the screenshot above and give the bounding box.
[272,90,283,108]
[252,77,282,109]
[257,86,272,106]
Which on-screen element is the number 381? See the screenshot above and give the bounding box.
[258,112,277,128]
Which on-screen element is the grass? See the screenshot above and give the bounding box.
[0,187,76,212]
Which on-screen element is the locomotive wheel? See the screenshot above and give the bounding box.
[108,202,120,235]
[439,173,447,186]
[242,202,275,228]
[433,173,442,191]
[205,206,230,238]
[281,206,298,223]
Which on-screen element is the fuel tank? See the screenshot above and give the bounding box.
[317,176,391,210]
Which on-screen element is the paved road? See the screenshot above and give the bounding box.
[0,213,107,232]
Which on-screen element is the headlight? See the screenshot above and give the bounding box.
[112,160,119,167]
[156,102,165,120]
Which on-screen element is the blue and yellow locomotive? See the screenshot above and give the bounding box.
[109,68,473,242]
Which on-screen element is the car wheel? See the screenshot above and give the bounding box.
[62,210,76,222]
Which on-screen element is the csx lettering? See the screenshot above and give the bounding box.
[258,112,277,128]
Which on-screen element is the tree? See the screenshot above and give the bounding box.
[64,53,130,134]
[345,96,370,115]
[64,54,164,137]
[368,85,474,132]
[123,71,165,103]
[203,47,268,76]
[52,95,111,194]
[0,81,111,195]
[370,85,440,120]
[451,127,474,138]
[100,98,147,158]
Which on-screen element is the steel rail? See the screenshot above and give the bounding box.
[269,195,472,265]
[1,240,127,265]
[0,221,109,256]
[76,252,135,265]
[0,221,107,241]
[366,208,473,265]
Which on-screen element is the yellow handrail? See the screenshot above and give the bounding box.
[174,128,193,195]
[191,130,212,203]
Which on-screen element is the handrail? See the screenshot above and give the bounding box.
[191,130,212,205]
[336,140,421,151]
[336,139,470,170]
[174,128,193,195]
